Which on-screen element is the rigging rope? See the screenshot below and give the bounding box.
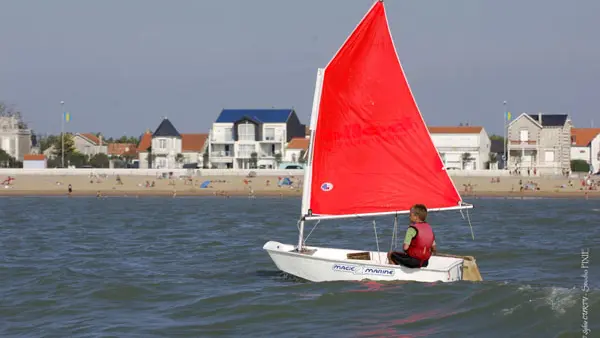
[390,214,399,251]
[459,206,475,240]
[373,220,380,263]
[303,219,321,244]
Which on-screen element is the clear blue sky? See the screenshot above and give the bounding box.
[1,0,598,138]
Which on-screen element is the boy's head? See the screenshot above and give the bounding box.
[409,204,428,223]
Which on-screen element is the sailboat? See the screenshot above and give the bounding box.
[263,0,482,283]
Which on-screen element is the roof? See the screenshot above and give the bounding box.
[108,143,137,156]
[527,114,568,127]
[138,132,152,151]
[490,139,504,153]
[153,118,181,137]
[215,109,294,123]
[428,126,483,134]
[287,137,309,150]
[182,133,208,152]
[78,133,103,145]
[24,154,45,160]
[571,128,600,147]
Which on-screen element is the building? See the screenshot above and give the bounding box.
[507,113,572,174]
[138,118,182,169]
[284,137,309,163]
[429,126,491,170]
[208,109,306,169]
[108,143,138,158]
[138,118,208,169]
[0,115,32,161]
[23,154,47,169]
[571,128,600,173]
[137,131,153,168]
[181,133,209,168]
[73,133,107,156]
[490,139,505,170]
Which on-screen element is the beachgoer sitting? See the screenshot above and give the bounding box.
[387,204,436,268]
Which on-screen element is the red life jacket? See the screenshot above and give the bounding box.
[406,222,435,264]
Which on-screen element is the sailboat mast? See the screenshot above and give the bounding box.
[298,68,325,250]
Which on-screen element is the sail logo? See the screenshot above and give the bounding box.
[321,182,334,192]
[332,264,357,273]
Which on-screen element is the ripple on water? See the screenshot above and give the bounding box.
[0,197,598,337]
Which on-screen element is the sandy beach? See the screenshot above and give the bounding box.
[0,173,598,199]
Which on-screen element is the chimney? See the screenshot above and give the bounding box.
[99,134,103,145]
[538,113,542,125]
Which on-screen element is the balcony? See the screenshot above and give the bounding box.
[509,140,537,147]
[211,136,234,143]
[211,151,234,157]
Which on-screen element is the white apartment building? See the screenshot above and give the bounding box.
[208,109,306,169]
[429,126,491,170]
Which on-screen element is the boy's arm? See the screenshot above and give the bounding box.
[431,240,437,254]
[402,227,417,251]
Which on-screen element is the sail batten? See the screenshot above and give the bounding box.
[305,1,464,217]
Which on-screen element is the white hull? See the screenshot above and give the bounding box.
[263,241,465,283]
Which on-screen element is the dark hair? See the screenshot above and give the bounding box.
[410,204,428,222]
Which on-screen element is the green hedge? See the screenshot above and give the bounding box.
[571,159,590,172]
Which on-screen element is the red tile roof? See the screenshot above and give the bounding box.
[181,133,208,152]
[24,154,45,160]
[108,143,137,156]
[79,133,103,145]
[137,132,152,152]
[428,126,483,134]
[287,137,309,150]
[571,128,600,147]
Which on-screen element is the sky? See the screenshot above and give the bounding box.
[1,0,599,138]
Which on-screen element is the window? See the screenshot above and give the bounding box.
[264,128,275,140]
[239,144,255,157]
[224,128,233,141]
[159,139,167,149]
[520,129,529,142]
[238,123,255,141]
[545,151,555,162]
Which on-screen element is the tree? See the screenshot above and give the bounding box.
[250,152,258,169]
[274,152,283,167]
[461,152,474,170]
[175,153,185,167]
[489,135,505,143]
[489,153,498,164]
[571,159,590,173]
[39,134,60,153]
[69,152,89,168]
[89,153,110,168]
[0,149,21,168]
[298,149,306,164]
[51,133,76,166]
[116,135,139,144]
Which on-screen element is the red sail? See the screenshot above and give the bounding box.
[308,1,462,217]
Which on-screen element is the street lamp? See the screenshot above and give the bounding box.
[60,101,65,168]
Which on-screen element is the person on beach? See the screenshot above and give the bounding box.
[387,204,436,268]
[68,184,72,196]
